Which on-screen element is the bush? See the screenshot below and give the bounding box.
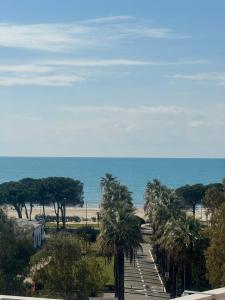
[66,215,81,222]
[31,234,107,299]
[35,214,81,223]
[76,226,98,243]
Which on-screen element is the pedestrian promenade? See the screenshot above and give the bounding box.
[124,244,169,300]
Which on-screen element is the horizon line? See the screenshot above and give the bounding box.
[0,155,224,160]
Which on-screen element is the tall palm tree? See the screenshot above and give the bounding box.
[99,174,142,300]
[144,179,182,252]
[160,215,201,295]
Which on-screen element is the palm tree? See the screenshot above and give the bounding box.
[144,179,182,267]
[160,215,201,296]
[99,175,142,300]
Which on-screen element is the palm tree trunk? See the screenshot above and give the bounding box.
[172,264,177,297]
[185,262,192,289]
[117,250,125,300]
[182,264,186,292]
[114,254,118,298]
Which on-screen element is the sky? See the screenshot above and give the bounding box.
[0,0,225,158]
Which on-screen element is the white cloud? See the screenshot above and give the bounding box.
[1,103,224,157]
[0,59,207,86]
[188,119,225,128]
[0,16,186,52]
[43,59,207,67]
[0,64,52,73]
[81,16,135,24]
[57,105,186,115]
[171,72,225,85]
[0,75,84,86]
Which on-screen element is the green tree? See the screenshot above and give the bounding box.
[160,216,204,295]
[32,234,107,299]
[99,174,142,300]
[41,177,84,229]
[144,179,182,242]
[205,202,225,287]
[18,178,40,220]
[0,209,34,294]
[144,180,209,296]
[203,186,224,217]
[176,184,206,219]
[0,181,26,218]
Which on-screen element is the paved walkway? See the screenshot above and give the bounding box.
[124,244,169,300]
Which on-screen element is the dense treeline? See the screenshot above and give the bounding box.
[0,177,84,229]
[144,179,225,297]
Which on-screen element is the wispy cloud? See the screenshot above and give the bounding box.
[2,103,224,157]
[0,64,52,73]
[0,59,207,86]
[81,15,136,24]
[0,16,187,52]
[57,105,187,115]
[43,59,207,67]
[171,72,225,85]
[0,75,84,86]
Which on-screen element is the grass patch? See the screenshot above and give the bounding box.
[96,256,114,286]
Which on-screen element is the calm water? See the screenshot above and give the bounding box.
[0,157,224,206]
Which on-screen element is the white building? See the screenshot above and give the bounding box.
[15,219,45,248]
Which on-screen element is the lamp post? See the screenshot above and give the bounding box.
[63,197,66,229]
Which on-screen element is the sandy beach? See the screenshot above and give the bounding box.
[2,204,208,223]
[3,205,146,220]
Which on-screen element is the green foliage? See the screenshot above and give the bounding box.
[144,179,183,242]
[203,186,224,216]
[0,209,34,295]
[35,214,81,223]
[205,201,225,287]
[99,174,142,300]
[31,234,108,299]
[176,184,206,218]
[76,225,98,244]
[144,179,209,296]
[0,177,84,229]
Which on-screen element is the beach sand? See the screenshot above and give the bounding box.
[2,205,207,223]
[3,205,146,220]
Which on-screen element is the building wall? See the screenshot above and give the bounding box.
[33,225,44,248]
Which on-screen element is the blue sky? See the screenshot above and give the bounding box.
[0,0,225,157]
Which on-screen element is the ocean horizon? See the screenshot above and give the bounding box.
[0,157,224,206]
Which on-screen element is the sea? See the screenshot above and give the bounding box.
[0,157,224,207]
